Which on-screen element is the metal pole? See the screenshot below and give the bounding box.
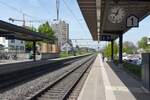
[56,0,60,21]
[119,34,123,64]
[111,40,114,62]
[22,13,26,27]
[33,41,36,61]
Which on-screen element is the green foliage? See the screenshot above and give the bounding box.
[123,62,141,78]
[59,51,72,58]
[25,26,37,51]
[25,22,56,52]
[113,60,119,65]
[114,60,141,78]
[103,42,118,58]
[138,36,150,52]
[38,21,56,43]
[25,41,33,51]
[138,37,148,49]
[103,40,137,58]
[59,50,91,58]
[123,41,137,54]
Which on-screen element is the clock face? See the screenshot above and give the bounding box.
[108,6,125,24]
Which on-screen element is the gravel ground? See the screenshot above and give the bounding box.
[0,56,91,100]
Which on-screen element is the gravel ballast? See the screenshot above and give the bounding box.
[0,56,91,100]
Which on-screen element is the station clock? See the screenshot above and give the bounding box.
[108,6,125,24]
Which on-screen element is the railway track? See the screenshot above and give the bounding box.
[27,55,96,100]
[67,61,92,100]
[0,55,88,92]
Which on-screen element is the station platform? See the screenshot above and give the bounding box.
[77,54,150,100]
[0,54,90,75]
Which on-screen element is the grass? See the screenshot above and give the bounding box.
[114,60,141,78]
[59,51,92,58]
[59,52,74,58]
[123,62,141,77]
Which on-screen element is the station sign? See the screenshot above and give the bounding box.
[100,35,112,41]
[126,15,139,28]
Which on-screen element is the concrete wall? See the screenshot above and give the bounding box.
[17,53,29,59]
[41,53,59,60]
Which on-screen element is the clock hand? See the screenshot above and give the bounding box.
[115,9,119,16]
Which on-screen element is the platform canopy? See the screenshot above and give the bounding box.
[0,20,51,41]
[77,0,150,41]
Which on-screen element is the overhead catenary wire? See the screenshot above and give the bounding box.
[62,0,88,37]
[0,1,22,13]
[0,0,53,23]
[0,0,38,20]
[62,0,99,50]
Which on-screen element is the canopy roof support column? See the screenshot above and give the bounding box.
[119,34,123,66]
[33,41,36,61]
[111,40,114,62]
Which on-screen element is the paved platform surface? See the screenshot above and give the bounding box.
[0,59,32,65]
[78,54,150,100]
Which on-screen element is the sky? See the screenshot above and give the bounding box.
[0,0,149,49]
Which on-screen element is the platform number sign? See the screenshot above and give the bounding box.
[101,35,111,41]
[126,15,139,28]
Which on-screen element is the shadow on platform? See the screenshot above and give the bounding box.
[107,62,150,100]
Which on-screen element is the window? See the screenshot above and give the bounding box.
[20,46,24,50]
[20,41,23,44]
[16,46,19,50]
[10,45,15,49]
[11,39,15,43]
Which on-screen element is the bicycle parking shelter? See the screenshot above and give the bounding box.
[0,20,52,61]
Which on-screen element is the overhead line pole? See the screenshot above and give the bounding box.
[56,0,60,21]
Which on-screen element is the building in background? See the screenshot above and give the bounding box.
[39,42,59,53]
[51,20,69,48]
[61,40,73,52]
[0,37,25,52]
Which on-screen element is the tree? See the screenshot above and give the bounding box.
[25,22,56,52]
[103,41,118,58]
[123,41,137,54]
[25,26,37,52]
[38,21,56,43]
[138,36,150,52]
[138,37,148,49]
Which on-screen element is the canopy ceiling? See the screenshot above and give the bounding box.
[0,20,51,41]
[77,0,150,41]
